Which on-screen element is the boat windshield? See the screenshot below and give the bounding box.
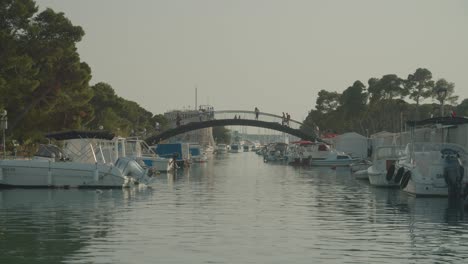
[375,146,405,160]
[35,144,68,161]
[408,142,467,154]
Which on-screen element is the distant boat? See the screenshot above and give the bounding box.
[189,144,208,163]
[242,144,250,152]
[122,137,173,172]
[215,144,228,154]
[309,151,358,167]
[286,141,357,167]
[204,145,214,154]
[152,143,191,169]
[230,143,243,153]
[264,142,288,162]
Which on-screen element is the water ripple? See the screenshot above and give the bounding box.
[1,153,468,263]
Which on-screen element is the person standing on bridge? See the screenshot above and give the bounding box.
[254,107,260,120]
[198,109,203,122]
[176,113,181,127]
[286,113,291,127]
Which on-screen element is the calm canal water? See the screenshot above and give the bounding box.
[1,152,468,263]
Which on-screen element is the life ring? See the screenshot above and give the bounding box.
[393,167,405,183]
[386,165,396,181]
[400,171,411,189]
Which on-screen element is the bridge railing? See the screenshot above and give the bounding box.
[168,110,306,131]
[215,110,303,130]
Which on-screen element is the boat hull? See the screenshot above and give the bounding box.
[402,177,448,197]
[368,171,399,187]
[0,160,126,188]
[353,169,369,180]
[140,157,172,172]
[310,158,358,167]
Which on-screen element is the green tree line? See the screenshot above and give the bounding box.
[302,68,467,136]
[0,0,167,151]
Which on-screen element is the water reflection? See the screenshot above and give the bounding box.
[0,188,152,264]
[1,153,468,263]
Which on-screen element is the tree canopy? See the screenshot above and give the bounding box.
[0,0,167,148]
[302,69,462,137]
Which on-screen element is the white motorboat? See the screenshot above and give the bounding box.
[396,142,468,197]
[62,135,173,173]
[264,143,288,162]
[189,144,208,163]
[367,145,405,187]
[0,142,151,188]
[350,159,372,173]
[123,137,173,172]
[242,144,250,152]
[309,151,358,167]
[351,159,372,180]
[353,169,369,180]
[230,143,243,153]
[215,144,228,154]
[204,145,214,154]
[286,140,357,167]
[286,141,315,166]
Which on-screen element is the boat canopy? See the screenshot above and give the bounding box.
[34,144,68,160]
[290,140,314,146]
[406,116,468,127]
[45,130,115,140]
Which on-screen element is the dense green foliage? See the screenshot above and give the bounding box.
[212,126,231,144]
[1,1,465,150]
[302,68,462,136]
[0,0,166,149]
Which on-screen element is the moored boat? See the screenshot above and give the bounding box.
[0,133,151,189]
[264,142,288,162]
[215,144,228,154]
[309,151,358,167]
[230,143,243,153]
[189,144,208,163]
[367,145,405,187]
[397,142,468,197]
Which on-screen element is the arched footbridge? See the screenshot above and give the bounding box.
[146,110,320,144]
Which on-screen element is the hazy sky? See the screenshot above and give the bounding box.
[35,0,468,121]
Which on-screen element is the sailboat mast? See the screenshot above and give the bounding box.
[195,86,198,110]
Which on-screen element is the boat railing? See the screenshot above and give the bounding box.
[64,141,109,164]
[0,155,32,160]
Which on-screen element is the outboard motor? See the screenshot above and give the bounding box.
[442,149,464,200]
[116,157,153,185]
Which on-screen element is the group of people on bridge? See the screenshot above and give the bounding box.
[174,107,291,128]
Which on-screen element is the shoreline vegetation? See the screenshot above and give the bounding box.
[1,1,467,155]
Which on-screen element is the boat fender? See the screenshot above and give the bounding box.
[94,164,99,182]
[400,171,411,189]
[460,166,465,181]
[386,165,396,181]
[47,160,52,186]
[394,167,405,183]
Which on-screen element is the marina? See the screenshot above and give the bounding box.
[2,151,468,263]
[1,1,467,262]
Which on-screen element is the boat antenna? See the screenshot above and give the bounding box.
[195,85,198,110]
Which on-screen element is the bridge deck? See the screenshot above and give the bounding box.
[146,118,318,144]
